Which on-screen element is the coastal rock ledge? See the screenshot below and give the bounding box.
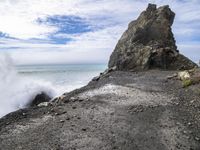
[109,4,197,71]
[0,4,200,150]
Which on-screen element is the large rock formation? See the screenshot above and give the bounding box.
[109,4,197,71]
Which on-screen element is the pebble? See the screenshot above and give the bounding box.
[70,97,76,102]
[78,99,84,102]
[72,106,77,109]
[81,128,87,131]
[66,117,70,120]
[37,102,49,107]
[190,100,195,104]
[183,130,187,134]
[195,137,200,141]
[59,120,64,123]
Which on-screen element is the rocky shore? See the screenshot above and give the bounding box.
[0,4,200,150]
[0,70,200,150]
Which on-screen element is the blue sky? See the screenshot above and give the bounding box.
[0,0,199,65]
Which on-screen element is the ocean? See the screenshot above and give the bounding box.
[17,64,107,92]
[0,54,106,117]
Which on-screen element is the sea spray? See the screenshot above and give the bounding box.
[0,53,58,117]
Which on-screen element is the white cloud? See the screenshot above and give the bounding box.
[0,0,199,64]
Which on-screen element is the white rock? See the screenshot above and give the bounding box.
[37,102,49,107]
[178,71,190,81]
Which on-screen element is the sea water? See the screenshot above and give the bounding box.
[0,54,106,117]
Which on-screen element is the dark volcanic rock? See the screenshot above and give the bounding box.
[109,4,197,71]
[28,92,51,107]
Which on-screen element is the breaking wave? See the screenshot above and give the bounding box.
[0,53,59,118]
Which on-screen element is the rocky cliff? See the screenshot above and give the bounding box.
[109,4,197,71]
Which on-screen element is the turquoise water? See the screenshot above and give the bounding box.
[16,64,107,92]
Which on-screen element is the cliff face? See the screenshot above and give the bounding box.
[109,4,197,71]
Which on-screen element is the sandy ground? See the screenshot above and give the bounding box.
[0,70,200,150]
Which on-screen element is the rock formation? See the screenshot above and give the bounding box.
[28,92,51,107]
[108,4,197,71]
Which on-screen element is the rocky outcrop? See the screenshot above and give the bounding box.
[109,4,197,71]
[28,92,51,107]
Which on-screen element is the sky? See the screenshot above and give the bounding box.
[0,0,199,65]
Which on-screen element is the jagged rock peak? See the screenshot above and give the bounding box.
[108,4,197,71]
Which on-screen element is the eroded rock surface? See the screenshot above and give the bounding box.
[0,71,200,150]
[109,4,197,71]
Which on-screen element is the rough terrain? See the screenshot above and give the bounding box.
[0,70,200,150]
[0,3,199,150]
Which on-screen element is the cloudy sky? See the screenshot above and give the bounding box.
[0,0,199,65]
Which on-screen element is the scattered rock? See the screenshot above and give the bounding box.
[188,122,192,126]
[72,106,77,109]
[59,120,65,123]
[58,95,65,101]
[66,117,70,120]
[195,137,200,141]
[178,71,191,81]
[37,102,50,107]
[167,73,177,79]
[70,97,77,102]
[81,128,87,131]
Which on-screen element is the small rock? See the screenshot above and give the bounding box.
[81,128,87,131]
[195,137,200,141]
[190,100,195,104]
[78,98,84,102]
[167,73,177,79]
[59,120,64,123]
[174,102,179,105]
[178,71,191,81]
[58,95,65,101]
[183,130,187,134]
[72,106,77,109]
[62,111,67,114]
[110,112,114,115]
[37,102,49,107]
[70,97,76,102]
[66,117,70,120]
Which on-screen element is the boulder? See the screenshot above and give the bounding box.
[28,92,52,107]
[178,71,190,81]
[108,4,197,71]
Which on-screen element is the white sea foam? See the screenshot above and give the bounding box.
[0,53,106,118]
[0,53,60,118]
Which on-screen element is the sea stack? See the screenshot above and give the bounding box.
[109,4,197,71]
